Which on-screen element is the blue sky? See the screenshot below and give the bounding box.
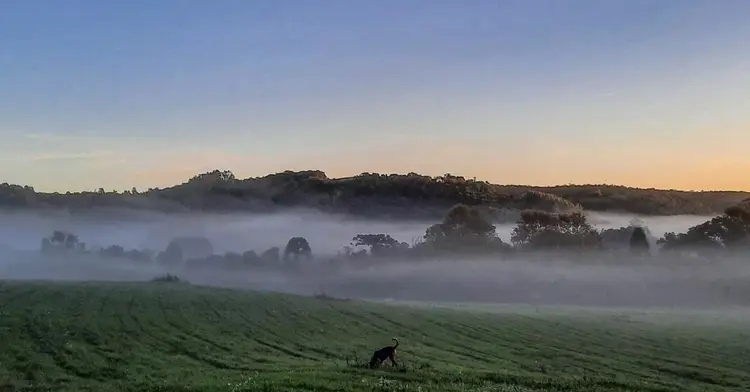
[1,0,749,191]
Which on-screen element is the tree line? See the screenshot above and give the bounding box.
[39,203,750,272]
[4,170,749,218]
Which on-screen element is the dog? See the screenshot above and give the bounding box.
[369,338,399,368]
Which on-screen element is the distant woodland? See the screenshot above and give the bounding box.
[2,170,749,220]
[39,200,750,274]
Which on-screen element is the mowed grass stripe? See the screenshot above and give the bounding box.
[0,280,748,392]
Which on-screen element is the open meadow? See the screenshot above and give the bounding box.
[5,0,750,390]
[1,280,749,392]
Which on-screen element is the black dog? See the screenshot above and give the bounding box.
[369,338,399,368]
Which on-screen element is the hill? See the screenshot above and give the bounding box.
[1,280,748,391]
[2,170,748,220]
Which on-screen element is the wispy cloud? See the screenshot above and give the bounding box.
[22,132,95,143]
[23,133,61,141]
[20,150,119,162]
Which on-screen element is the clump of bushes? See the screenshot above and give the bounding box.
[150,274,185,283]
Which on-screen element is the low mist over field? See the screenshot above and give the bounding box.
[0,208,430,254]
[0,208,711,254]
[3,208,749,309]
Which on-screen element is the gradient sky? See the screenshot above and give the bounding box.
[2,0,749,192]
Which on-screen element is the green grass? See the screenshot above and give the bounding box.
[1,280,749,392]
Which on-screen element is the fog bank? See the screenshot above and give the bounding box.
[0,209,712,255]
[1,208,747,309]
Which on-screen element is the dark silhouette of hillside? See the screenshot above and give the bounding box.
[1,170,748,220]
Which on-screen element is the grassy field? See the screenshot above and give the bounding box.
[1,281,749,392]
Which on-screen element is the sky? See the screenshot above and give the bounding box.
[1,0,749,192]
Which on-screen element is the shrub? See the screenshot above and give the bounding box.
[150,274,185,283]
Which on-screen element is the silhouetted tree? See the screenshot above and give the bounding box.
[51,230,66,244]
[519,191,582,213]
[242,250,262,266]
[223,252,244,269]
[351,234,408,257]
[658,206,750,251]
[41,230,84,253]
[511,210,600,249]
[261,247,280,264]
[423,204,502,250]
[100,245,125,259]
[41,237,52,253]
[283,237,312,264]
[629,227,650,256]
[341,245,368,259]
[159,236,214,265]
[725,205,750,223]
[600,226,632,249]
[189,170,236,183]
[157,242,184,266]
[600,220,654,253]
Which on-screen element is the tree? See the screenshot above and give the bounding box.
[423,204,501,250]
[41,237,52,253]
[157,243,183,266]
[511,210,600,249]
[658,206,750,251]
[283,237,313,264]
[223,252,244,269]
[600,226,632,249]
[261,247,280,264]
[41,230,83,253]
[510,210,556,247]
[725,205,750,224]
[51,230,67,244]
[242,250,262,266]
[600,219,654,253]
[100,245,125,259]
[443,204,496,236]
[422,204,509,254]
[189,170,236,183]
[162,236,214,263]
[351,234,408,257]
[341,245,368,259]
[519,191,582,213]
[629,227,650,256]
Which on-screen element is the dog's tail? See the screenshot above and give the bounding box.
[392,337,399,349]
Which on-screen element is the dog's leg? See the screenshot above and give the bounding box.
[389,352,398,367]
[369,354,380,369]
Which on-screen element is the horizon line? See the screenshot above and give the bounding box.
[4,169,750,194]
